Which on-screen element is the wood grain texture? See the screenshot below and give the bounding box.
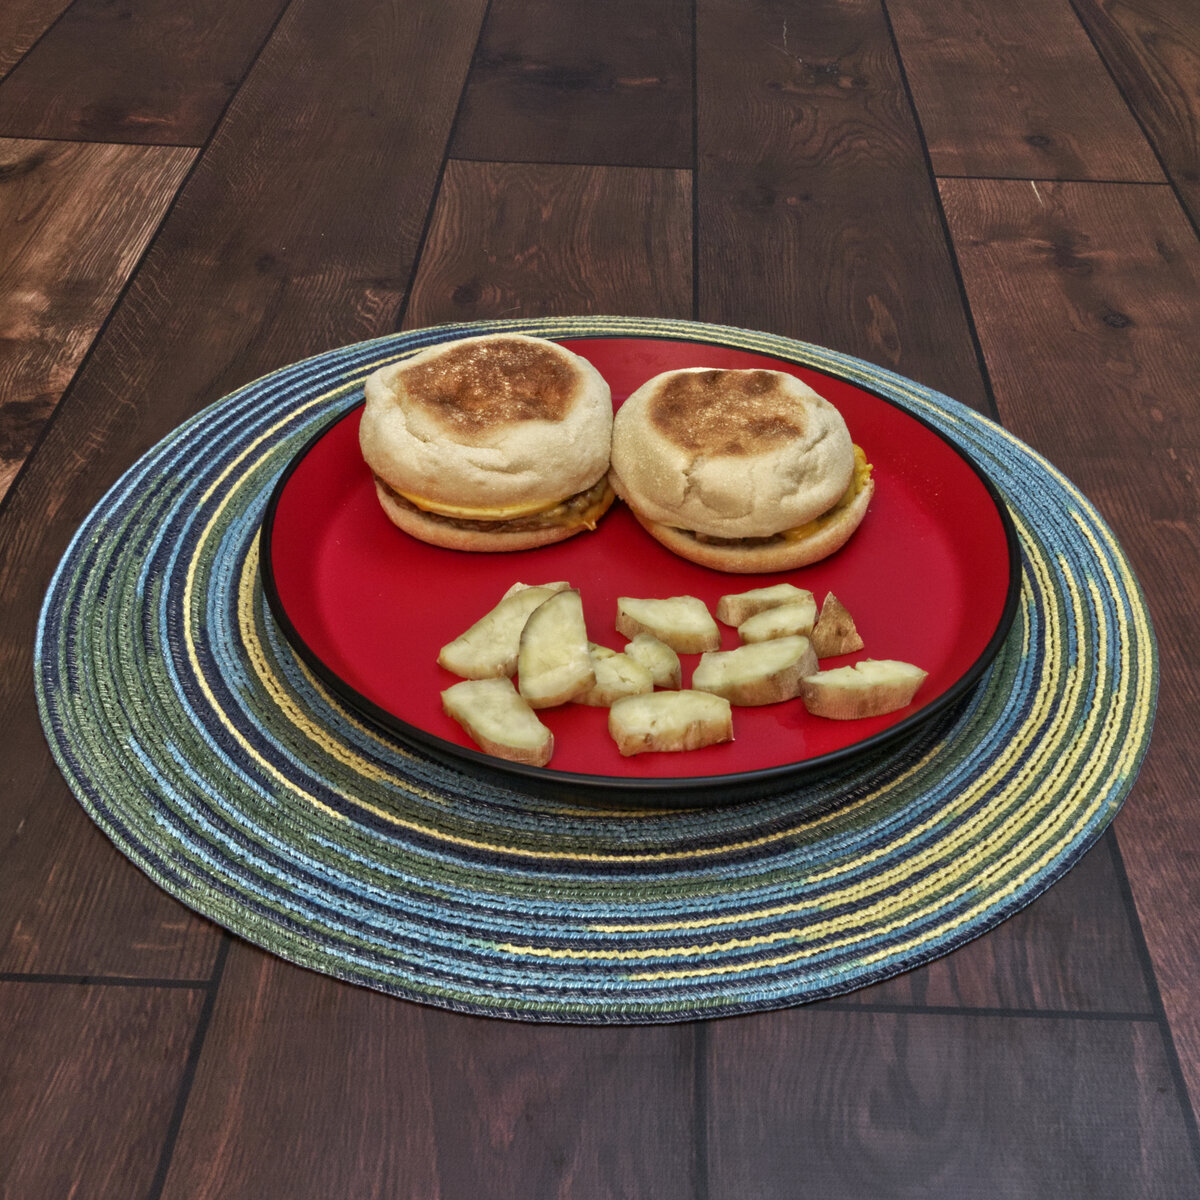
[887,0,1163,180]
[403,159,692,328]
[0,0,486,980]
[161,946,699,1200]
[451,0,692,167]
[706,1008,1200,1198]
[0,0,289,145]
[0,137,193,503]
[0,0,72,81]
[0,775,223,978]
[1072,0,1200,230]
[696,0,990,412]
[0,981,204,1198]
[845,831,1154,1013]
[939,176,1200,1113]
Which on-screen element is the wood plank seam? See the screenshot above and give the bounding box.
[0,0,294,524]
[0,140,196,513]
[1065,0,1200,244]
[144,935,232,1200]
[391,0,499,334]
[937,174,1178,186]
[1105,831,1200,1175]
[877,0,1003,424]
[0,131,203,151]
[0,2,72,88]
[0,973,214,988]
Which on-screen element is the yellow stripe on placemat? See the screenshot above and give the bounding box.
[507,532,1138,961]
[236,538,448,798]
[588,519,1051,935]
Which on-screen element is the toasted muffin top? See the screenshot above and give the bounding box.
[609,367,854,540]
[359,333,613,510]
[400,336,576,435]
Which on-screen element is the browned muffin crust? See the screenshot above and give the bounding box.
[399,337,575,435]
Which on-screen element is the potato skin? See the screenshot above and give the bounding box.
[614,596,721,654]
[692,636,818,706]
[608,691,733,756]
[798,660,928,719]
[716,584,813,627]
[441,678,554,765]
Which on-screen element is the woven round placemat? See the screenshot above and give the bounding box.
[36,317,1156,1023]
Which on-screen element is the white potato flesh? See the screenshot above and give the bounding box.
[517,588,595,708]
[575,650,654,707]
[608,691,733,756]
[441,677,553,765]
[437,583,570,679]
[737,598,818,643]
[614,596,721,654]
[623,632,683,688]
[692,635,818,706]
[799,659,928,719]
[716,583,814,627]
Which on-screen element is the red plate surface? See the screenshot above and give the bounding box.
[263,337,1017,798]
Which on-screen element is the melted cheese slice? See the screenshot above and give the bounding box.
[572,486,616,530]
[391,490,560,520]
[782,446,873,542]
[392,480,615,529]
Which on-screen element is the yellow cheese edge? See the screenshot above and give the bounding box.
[393,481,615,530]
[782,446,873,543]
[390,490,560,520]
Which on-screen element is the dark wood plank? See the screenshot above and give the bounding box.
[1073,0,1200,231]
[0,0,71,81]
[938,176,1200,1113]
[706,1008,1200,1197]
[887,0,1163,180]
[0,137,194,503]
[0,780,224,978]
[417,1006,697,1198]
[161,947,699,1199]
[451,0,691,168]
[403,159,692,328]
[696,0,990,412]
[0,0,487,977]
[0,980,205,1198]
[843,830,1154,1013]
[0,0,290,145]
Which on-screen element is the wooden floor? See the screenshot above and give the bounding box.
[2,0,1199,1195]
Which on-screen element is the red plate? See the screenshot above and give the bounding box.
[262,336,1018,802]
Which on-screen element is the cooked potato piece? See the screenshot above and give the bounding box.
[623,632,683,689]
[810,592,864,658]
[441,677,553,766]
[737,598,818,643]
[615,595,721,654]
[692,635,818,706]
[608,691,733,756]
[438,583,570,679]
[575,647,654,707]
[502,580,571,600]
[799,659,928,719]
[716,583,814,626]
[517,588,595,708]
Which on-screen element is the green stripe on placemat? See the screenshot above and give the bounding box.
[34,317,1157,1022]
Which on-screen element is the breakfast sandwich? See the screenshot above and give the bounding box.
[359,333,615,551]
[608,367,873,572]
